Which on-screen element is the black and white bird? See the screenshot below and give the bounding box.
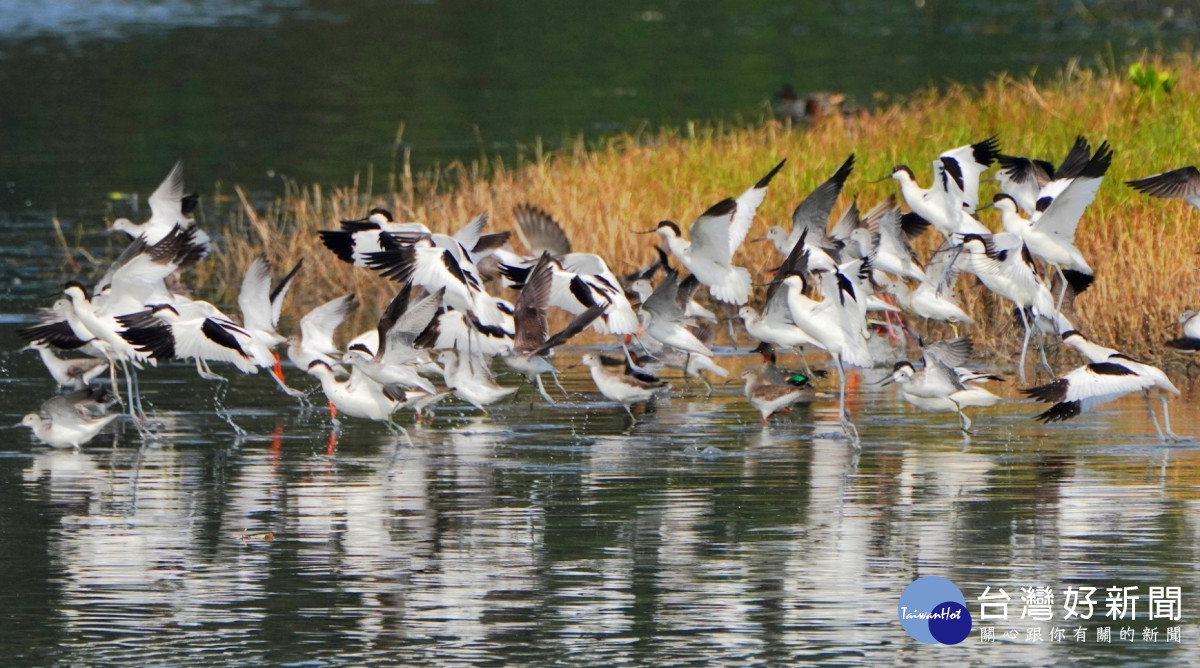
[342,284,444,396]
[956,233,1057,382]
[1167,309,1200,353]
[635,269,714,358]
[651,159,785,306]
[891,137,999,237]
[885,238,974,334]
[501,252,606,403]
[305,359,424,444]
[495,245,638,336]
[779,240,872,442]
[287,294,359,373]
[364,225,511,329]
[881,337,1002,434]
[1023,327,1183,441]
[110,160,209,260]
[996,139,1112,306]
[437,349,518,413]
[995,135,1094,215]
[762,154,854,270]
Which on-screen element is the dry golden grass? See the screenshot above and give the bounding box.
[196,53,1200,365]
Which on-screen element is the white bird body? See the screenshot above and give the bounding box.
[580,353,671,417]
[438,350,517,411]
[1061,331,1179,397]
[341,286,444,395]
[27,342,109,389]
[366,235,509,329]
[892,138,999,236]
[998,199,1092,274]
[738,304,824,352]
[892,166,990,238]
[20,412,119,449]
[958,234,1056,315]
[307,362,405,422]
[636,271,714,357]
[344,347,438,395]
[1026,328,1182,441]
[110,161,209,253]
[782,274,871,369]
[63,285,152,365]
[1024,362,1156,421]
[288,294,359,372]
[888,277,974,327]
[18,389,120,449]
[885,338,1001,432]
[496,249,639,335]
[781,271,870,441]
[121,301,275,375]
[655,160,784,305]
[1167,310,1200,352]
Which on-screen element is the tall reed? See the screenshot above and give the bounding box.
[195,52,1200,364]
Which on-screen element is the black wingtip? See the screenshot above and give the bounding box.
[1033,400,1082,423]
[1053,136,1092,180]
[1021,378,1068,403]
[319,230,356,264]
[701,198,738,219]
[755,159,787,189]
[972,135,1001,167]
[1081,141,1113,180]
[271,259,304,304]
[1061,269,1095,295]
[832,153,855,183]
[120,324,176,361]
[472,231,512,254]
[180,192,200,216]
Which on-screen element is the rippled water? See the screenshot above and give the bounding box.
[4,298,1200,663]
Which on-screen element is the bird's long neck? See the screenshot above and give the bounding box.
[1000,209,1029,236]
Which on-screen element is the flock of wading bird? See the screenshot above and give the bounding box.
[15,137,1200,449]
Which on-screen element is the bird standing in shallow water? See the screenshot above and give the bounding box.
[881,337,1002,434]
[18,387,121,449]
[578,353,670,424]
[1167,310,1200,353]
[740,367,813,426]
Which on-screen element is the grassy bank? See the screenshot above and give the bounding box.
[197,53,1200,364]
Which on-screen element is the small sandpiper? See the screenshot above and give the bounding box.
[579,353,671,423]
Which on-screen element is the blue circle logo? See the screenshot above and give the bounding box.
[898,576,972,644]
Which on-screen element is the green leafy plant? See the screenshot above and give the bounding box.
[1128,62,1177,99]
